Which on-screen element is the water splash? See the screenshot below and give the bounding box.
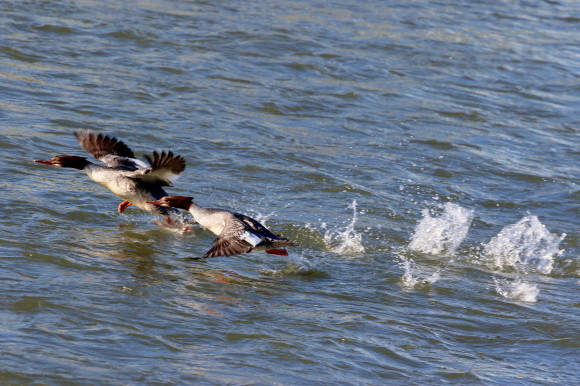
[493,277,539,303]
[482,215,565,275]
[398,203,472,288]
[409,203,474,256]
[398,254,441,289]
[252,210,276,226]
[323,200,365,255]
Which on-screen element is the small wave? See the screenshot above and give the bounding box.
[482,215,565,274]
[493,276,539,303]
[322,200,365,256]
[260,253,327,278]
[408,202,474,256]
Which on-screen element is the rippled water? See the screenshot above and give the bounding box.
[2,0,578,383]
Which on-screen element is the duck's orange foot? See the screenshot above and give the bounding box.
[265,249,288,256]
[118,200,133,213]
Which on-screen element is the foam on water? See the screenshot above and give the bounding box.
[322,200,365,256]
[408,203,474,256]
[493,277,540,303]
[482,215,565,275]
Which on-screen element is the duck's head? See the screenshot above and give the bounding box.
[35,155,90,169]
[147,195,193,210]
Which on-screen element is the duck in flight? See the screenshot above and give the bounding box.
[147,196,294,258]
[35,130,186,224]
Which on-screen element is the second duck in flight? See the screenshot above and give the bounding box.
[147,196,294,258]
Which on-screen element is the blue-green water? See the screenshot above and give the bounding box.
[1,0,578,383]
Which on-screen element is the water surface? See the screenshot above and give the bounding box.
[1,0,578,384]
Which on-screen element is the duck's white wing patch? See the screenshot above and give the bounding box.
[241,231,262,247]
[132,158,149,169]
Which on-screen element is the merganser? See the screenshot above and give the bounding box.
[35,130,186,221]
[146,196,294,258]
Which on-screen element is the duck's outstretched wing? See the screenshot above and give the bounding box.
[204,236,253,258]
[74,130,145,170]
[203,218,256,258]
[145,150,186,185]
[126,151,186,186]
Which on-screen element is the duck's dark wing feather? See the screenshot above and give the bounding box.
[203,217,254,258]
[204,236,253,258]
[125,151,186,186]
[233,213,279,239]
[144,151,186,184]
[75,130,142,169]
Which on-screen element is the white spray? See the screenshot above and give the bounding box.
[409,203,475,255]
[323,200,365,255]
[401,203,474,289]
[483,215,565,275]
[482,215,565,302]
